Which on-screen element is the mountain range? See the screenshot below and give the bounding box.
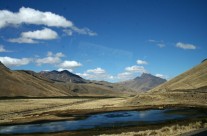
[118,73,166,92]
[0,61,167,97]
[0,62,135,97]
[39,70,87,83]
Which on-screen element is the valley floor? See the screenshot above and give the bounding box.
[0,96,207,136]
[0,97,128,125]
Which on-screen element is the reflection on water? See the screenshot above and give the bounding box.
[0,108,206,134]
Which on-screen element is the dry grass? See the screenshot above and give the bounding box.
[99,121,207,136]
[150,61,207,93]
[0,98,127,124]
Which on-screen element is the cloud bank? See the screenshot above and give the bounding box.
[0,56,31,67]
[0,7,97,38]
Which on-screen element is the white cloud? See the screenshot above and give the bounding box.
[148,39,165,48]
[117,62,148,81]
[57,68,73,72]
[35,52,64,65]
[86,67,106,74]
[0,7,97,36]
[117,72,134,81]
[63,29,73,36]
[77,67,113,81]
[136,60,148,65]
[8,28,58,44]
[0,7,72,28]
[55,52,64,57]
[176,42,196,50]
[157,43,165,48]
[155,74,168,79]
[59,60,82,69]
[71,26,97,36]
[0,56,31,67]
[125,65,147,73]
[0,45,10,52]
[21,28,58,40]
[8,37,37,44]
[155,74,164,78]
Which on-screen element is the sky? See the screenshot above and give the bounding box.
[0,0,206,82]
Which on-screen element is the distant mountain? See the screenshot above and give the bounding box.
[39,70,87,83]
[118,73,166,92]
[0,62,129,97]
[128,60,207,106]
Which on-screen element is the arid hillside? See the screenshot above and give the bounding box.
[0,62,132,97]
[128,60,207,106]
[150,60,207,93]
[0,62,72,97]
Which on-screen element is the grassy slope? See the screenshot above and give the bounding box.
[150,60,207,93]
[0,65,71,97]
[127,60,207,106]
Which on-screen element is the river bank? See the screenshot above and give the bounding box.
[0,97,207,135]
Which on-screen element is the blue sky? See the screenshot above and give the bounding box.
[0,0,206,82]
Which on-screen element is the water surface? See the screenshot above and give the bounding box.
[0,108,206,134]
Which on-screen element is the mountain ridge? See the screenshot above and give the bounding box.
[39,70,87,83]
[118,73,166,92]
[0,62,132,97]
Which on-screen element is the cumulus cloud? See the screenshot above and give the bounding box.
[0,7,97,36]
[0,7,72,28]
[125,65,147,73]
[77,67,113,81]
[86,67,106,74]
[176,42,196,50]
[8,28,58,44]
[35,52,64,65]
[21,28,58,40]
[59,60,82,69]
[0,56,31,67]
[136,60,148,65]
[116,61,148,81]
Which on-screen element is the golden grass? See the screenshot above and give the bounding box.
[0,98,127,124]
[99,121,207,136]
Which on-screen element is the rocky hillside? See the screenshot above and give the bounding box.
[118,73,166,92]
[39,70,87,83]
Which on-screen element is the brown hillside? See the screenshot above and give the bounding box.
[127,60,207,106]
[150,60,207,93]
